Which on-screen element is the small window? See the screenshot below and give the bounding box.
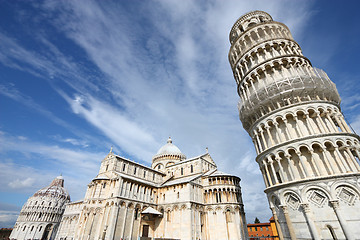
[163,194,165,200]
[135,208,139,220]
[123,164,126,171]
[158,165,161,170]
[31,226,34,231]
[167,211,171,222]
[276,172,282,183]
[191,165,193,173]
[134,167,137,174]
[226,209,232,222]
[181,168,184,175]
[103,183,106,188]
[39,226,42,232]
[260,227,263,231]
[177,192,180,199]
[153,173,155,180]
[105,164,108,171]
[23,226,26,231]
[144,171,146,178]
[255,227,257,231]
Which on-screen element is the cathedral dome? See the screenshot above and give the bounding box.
[152,137,186,169]
[156,137,183,156]
[33,175,70,201]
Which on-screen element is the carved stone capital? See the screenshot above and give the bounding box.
[279,205,288,214]
[300,203,310,213]
[330,200,340,210]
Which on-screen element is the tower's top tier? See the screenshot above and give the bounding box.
[229,10,273,45]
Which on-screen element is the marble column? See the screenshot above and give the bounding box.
[335,147,351,172]
[309,150,322,176]
[330,200,354,240]
[263,160,273,186]
[297,151,310,177]
[283,118,292,140]
[270,207,284,240]
[284,154,296,180]
[275,156,287,182]
[300,203,320,240]
[280,205,297,240]
[345,147,360,171]
[265,125,275,147]
[319,147,334,174]
[325,113,338,132]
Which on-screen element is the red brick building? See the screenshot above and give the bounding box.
[247,217,279,239]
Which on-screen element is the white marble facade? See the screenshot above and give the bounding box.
[10,176,70,240]
[228,10,360,240]
[55,138,248,240]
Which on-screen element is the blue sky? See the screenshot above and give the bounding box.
[1,0,360,228]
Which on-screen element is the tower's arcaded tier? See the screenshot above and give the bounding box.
[229,11,360,240]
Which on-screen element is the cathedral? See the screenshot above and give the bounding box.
[228,10,360,240]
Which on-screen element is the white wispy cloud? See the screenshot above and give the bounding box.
[62,93,158,161]
[0,210,19,228]
[8,178,35,189]
[0,132,105,201]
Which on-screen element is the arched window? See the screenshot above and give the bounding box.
[23,226,26,231]
[122,163,126,171]
[135,208,139,220]
[226,209,232,222]
[276,172,282,183]
[181,168,184,175]
[31,226,34,231]
[167,210,171,222]
[177,192,180,199]
[191,165,193,173]
[134,167,137,174]
[143,171,146,178]
[327,225,337,240]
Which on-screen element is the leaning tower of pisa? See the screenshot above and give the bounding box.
[228,11,360,240]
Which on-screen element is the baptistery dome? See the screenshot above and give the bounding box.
[10,176,70,240]
[151,137,186,170]
[33,175,70,201]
